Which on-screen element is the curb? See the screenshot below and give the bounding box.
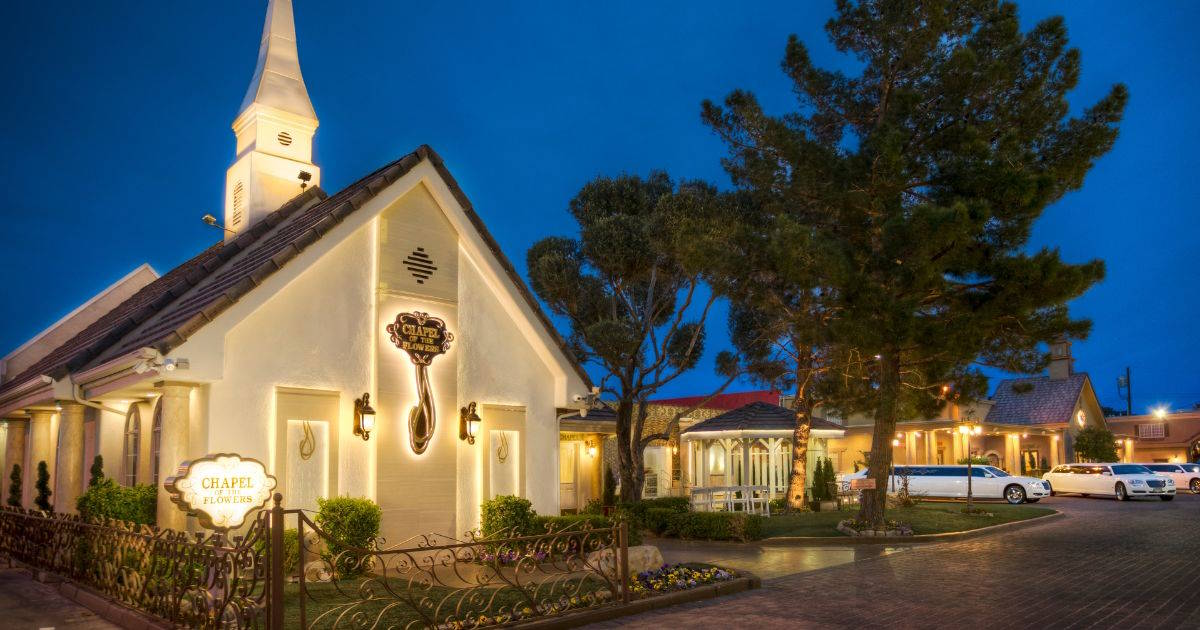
[758,510,1064,546]
[517,573,761,629]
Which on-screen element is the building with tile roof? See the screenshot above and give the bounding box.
[0,0,592,544]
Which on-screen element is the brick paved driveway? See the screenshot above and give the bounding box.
[596,493,1200,629]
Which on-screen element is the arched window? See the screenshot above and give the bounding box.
[123,406,141,486]
[151,400,163,485]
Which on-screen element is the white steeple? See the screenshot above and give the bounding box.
[224,0,320,238]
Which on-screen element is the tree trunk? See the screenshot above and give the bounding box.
[787,398,812,510]
[859,349,900,525]
[616,400,637,503]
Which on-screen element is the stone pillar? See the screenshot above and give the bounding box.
[699,441,708,487]
[156,382,193,531]
[26,410,53,509]
[1123,439,1134,463]
[1049,435,1060,468]
[741,439,751,486]
[905,432,919,465]
[951,430,964,464]
[4,419,26,486]
[55,402,87,513]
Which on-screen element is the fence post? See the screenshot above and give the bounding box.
[269,493,284,630]
[618,520,630,604]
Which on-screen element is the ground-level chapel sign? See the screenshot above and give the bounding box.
[387,311,454,454]
[165,453,278,531]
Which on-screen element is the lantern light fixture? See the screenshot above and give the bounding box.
[586,439,598,458]
[460,402,482,445]
[353,393,376,441]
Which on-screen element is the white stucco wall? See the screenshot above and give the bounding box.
[183,223,375,505]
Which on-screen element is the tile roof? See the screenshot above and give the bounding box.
[0,145,590,397]
[682,401,844,434]
[985,373,1089,426]
[557,406,618,422]
[652,390,781,411]
[0,242,227,396]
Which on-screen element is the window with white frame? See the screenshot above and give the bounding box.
[123,406,140,486]
[1138,423,1165,439]
[151,401,163,485]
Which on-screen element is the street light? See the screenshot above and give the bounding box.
[957,419,983,512]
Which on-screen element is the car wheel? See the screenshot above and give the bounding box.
[1004,484,1026,505]
[1160,495,1174,502]
[1115,483,1128,501]
[1190,479,1200,494]
[1026,498,1040,503]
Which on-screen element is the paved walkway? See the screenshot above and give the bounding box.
[598,493,1200,629]
[0,568,119,629]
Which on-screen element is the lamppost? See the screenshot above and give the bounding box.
[957,419,983,511]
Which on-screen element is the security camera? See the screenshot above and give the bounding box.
[572,394,587,403]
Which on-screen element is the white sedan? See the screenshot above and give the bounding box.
[1042,463,1176,501]
[1139,463,1200,494]
[838,465,1051,504]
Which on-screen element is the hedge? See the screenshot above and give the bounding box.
[663,511,763,542]
[76,479,156,525]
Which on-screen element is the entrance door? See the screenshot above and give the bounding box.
[559,442,579,510]
[1022,449,1041,474]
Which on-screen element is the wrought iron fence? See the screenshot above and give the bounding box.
[278,497,631,629]
[0,498,631,630]
[0,505,270,628]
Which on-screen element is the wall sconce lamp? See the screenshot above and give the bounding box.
[586,439,598,458]
[354,393,376,441]
[460,402,482,445]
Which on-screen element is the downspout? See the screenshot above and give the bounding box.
[68,374,128,416]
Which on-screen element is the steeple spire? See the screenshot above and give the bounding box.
[223,0,320,239]
[238,0,316,120]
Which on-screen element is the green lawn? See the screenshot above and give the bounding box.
[759,502,1054,538]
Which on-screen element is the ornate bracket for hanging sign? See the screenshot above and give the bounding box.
[386,311,453,454]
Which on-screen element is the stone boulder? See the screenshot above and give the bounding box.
[586,545,664,578]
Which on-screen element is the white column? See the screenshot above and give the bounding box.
[1049,435,1060,467]
[699,441,708,487]
[55,402,86,513]
[26,410,53,509]
[156,382,193,531]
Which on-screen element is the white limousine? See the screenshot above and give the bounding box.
[1042,463,1176,501]
[840,465,1051,504]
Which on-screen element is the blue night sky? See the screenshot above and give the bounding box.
[1,1,1196,413]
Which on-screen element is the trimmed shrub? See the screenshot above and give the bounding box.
[480,495,537,537]
[581,498,603,515]
[7,464,21,507]
[602,467,616,506]
[88,455,105,487]
[665,512,763,542]
[616,496,691,532]
[34,461,52,511]
[253,528,301,576]
[642,507,676,536]
[639,496,690,513]
[76,479,157,525]
[316,496,381,576]
[768,498,787,513]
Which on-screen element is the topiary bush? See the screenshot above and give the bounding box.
[76,479,156,525]
[316,496,381,576]
[664,512,763,542]
[480,495,537,537]
[88,455,105,487]
[34,461,52,511]
[7,464,21,508]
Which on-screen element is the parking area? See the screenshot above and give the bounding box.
[597,492,1200,629]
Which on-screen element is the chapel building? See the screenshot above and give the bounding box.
[0,0,591,544]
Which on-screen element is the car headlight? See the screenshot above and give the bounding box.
[1166,479,1175,485]
[1130,479,1145,486]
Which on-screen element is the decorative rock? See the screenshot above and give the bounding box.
[587,545,665,577]
[304,560,333,582]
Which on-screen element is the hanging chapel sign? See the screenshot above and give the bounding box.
[387,311,453,455]
[164,453,277,531]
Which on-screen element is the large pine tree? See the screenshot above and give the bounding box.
[704,0,1124,524]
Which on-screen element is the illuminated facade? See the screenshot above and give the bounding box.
[0,0,591,544]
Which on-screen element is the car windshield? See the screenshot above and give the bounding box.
[983,466,1010,477]
[1112,464,1152,475]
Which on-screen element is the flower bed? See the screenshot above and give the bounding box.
[836,517,913,537]
[629,563,736,597]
